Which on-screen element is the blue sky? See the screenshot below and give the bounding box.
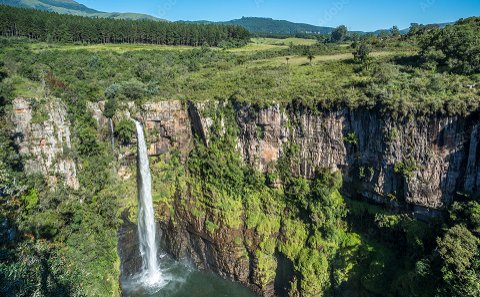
[76,0,480,31]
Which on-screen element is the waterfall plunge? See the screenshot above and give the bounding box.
[135,120,162,286]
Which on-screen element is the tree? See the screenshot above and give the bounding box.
[420,17,480,74]
[353,42,371,64]
[307,54,315,66]
[391,25,401,37]
[103,97,117,119]
[114,119,136,145]
[437,224,480,297]
[286,57,290,65]
[0,5,250,47]
[331,25,348,43]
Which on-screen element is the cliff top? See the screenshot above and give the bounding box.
[1,17,479,117]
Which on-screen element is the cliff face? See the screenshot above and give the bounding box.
[126,100,478,210]
[21,98,479,209]
[11,98,79,189]
[19,98,480,296]
[91,100,479,296]
[234,104,480,210]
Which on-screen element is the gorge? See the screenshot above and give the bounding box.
[1,13,479,297]
[8,95,480,296]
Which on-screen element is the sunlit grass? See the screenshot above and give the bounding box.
[10,75,43,98]
[250,37,318,46]
[257,51,406,67]
[28,42,196,53]
[24,37,317,54]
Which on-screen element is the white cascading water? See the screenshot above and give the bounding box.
[109,118,115,151]
[135,120,162,286]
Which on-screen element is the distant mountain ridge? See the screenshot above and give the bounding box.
[180,17,336,34]
[223,17,336,34]
[0,0,165,21]
[0,0,457,34]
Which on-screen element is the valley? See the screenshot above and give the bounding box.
[0,3,479,297]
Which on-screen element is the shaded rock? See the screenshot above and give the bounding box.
[11,97,79,189]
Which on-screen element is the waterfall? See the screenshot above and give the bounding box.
[134,120,161,285]
[109,118,115,151]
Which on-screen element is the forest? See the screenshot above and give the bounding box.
[0,5,251,46]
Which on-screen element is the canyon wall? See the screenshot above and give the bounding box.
[93,100,479,210]
[107,100,478,296]
[12,98,480,296]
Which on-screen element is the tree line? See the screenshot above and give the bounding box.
[0,5,251,46]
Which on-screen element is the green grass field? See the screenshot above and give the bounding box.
[250,37,318,46]
[28,42,196,53]
[24,37,318,53]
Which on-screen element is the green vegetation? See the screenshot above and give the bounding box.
[1,14,478,117]
[0,57,127,296]
[394,158,418,178]
[179,101,476,297]
[114,119,135,145]
[0,8,479,297]
[331,25,348,43]
[353,41,371,64]
[420,17,480,74]
[184,103,359,296]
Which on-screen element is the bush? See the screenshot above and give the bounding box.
[119,79,146,101]
[353,42,371,64]
[420,17,480,74]
[114,119,135,145]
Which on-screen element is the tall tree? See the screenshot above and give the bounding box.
[331,25,348,43]
[353,42,371,64]
[391,25,401,37]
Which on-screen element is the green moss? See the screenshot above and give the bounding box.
[394,158,418,178]
[278,218,309,261]
[205,220,219,234]
[255,250,277,287]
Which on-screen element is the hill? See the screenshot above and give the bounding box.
[182,17,336,34]
[0,0,165,21]
[222,17,335,34]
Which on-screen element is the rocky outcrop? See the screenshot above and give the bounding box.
[141,101,193,157]
[11,98,79,189]
[190,102,480,210]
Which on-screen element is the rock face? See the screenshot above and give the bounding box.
[23,97,479,296]
[11,98,79,189]
[187,102,479,210]
[141,101,193,157]
[89,99,479,210]
[108,100,480,296]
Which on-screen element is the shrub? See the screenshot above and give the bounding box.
[420,17,480,74]
[114,119,135,145]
